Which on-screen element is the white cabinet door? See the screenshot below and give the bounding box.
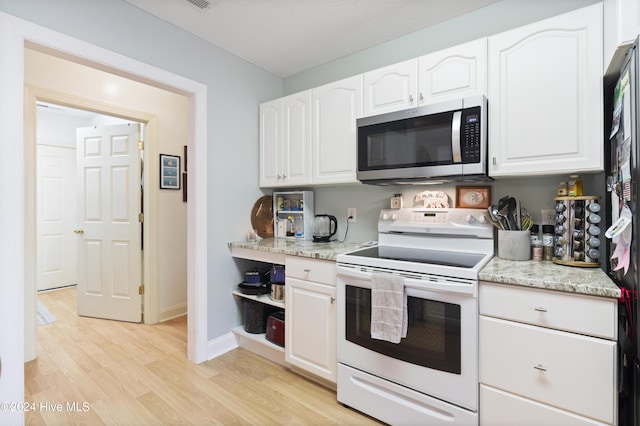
[363,58,418,116]
[418,38,487,105]
[312,75,362,185]
[282,90,312,186]
[488,4,603,177]
[285,277,337,383]
[259,98,283,187]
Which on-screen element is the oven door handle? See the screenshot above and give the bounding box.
[337,265,476,296]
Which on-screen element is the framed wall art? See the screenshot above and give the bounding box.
[160,154,181,190]
[456,185,491,209]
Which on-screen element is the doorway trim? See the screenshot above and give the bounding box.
[0,11,208,418]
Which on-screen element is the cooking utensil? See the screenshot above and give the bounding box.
[270,264,285,283]
[484,210,503,230]
[250,195,274,238]
[488,205,508,230]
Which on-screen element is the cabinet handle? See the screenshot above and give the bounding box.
[533,364,547,372]
[303,268,311,272]
[419,93,424,101]
[74,229,84,234]
[409,94,414,103]
[277,174,282,179]
[331,297,335,304]
[492,157,497,165]
[534,306,547,312]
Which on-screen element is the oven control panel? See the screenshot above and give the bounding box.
[378,208,493,238]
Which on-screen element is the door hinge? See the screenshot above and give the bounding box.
[138,213,144,223]
[138,141,144,151]
[138,284,144,295]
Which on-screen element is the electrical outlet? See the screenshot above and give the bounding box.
[348,208,357,222]
[541,209,555,225]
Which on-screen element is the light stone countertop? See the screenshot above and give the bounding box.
[479,257,621,299]
[229,239,622,299]
[228,237,360,262]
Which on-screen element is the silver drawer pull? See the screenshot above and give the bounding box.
[304,268,311,272]
[533,364,547,372]
[534,306,547,312]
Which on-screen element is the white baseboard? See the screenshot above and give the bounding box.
[207,331,239,360]
[157,303,187,322]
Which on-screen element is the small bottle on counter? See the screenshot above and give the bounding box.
[287,216,295,237]
[542,224,554,261]
[530,224,542,261]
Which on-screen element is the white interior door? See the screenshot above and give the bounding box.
[76,123,142,322]
[37,144,77,291]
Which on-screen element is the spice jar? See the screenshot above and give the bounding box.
[542,225,554,261]
[530,224,542,261]
[567,174,583,196]
[557,181,568,196]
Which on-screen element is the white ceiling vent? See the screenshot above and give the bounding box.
[184,0,213,11]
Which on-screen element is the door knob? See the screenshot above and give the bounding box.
[74,229,84,234]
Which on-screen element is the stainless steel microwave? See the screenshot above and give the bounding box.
[356,96,489,185]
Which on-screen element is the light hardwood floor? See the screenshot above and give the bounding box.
[25,287,381,425]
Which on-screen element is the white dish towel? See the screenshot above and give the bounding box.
[370,272,407,344]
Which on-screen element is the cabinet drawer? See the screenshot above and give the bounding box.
[479,316,616,424]
[285,256,336,285]
[480,282,616,340]
[480,385,609,426]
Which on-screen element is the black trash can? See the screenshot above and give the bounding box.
[243,299,277,334]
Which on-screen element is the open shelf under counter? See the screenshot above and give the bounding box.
[232,290,284,309]
[232,326,288,367]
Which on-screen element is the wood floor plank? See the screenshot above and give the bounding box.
[26,287,382,425]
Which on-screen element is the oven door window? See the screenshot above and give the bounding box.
[345,285,461,374]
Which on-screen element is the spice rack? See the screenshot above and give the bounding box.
[552,196,602,267]
[272,191,314,240]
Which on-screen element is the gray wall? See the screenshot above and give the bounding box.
[0,0,281,342]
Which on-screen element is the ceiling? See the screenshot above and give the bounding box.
[124,0,501,78]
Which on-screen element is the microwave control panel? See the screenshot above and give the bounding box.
[461,107,481,163]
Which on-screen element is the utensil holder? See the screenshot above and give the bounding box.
[552,196,601,267]
[498,230,531,261]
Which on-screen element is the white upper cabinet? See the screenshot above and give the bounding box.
[259,98,283,187]
[259,90,312,187]
[487,4,603,177]
[418,38,487,105]
[362,39,486,117]
[282,90,312,186]
[312,75,362,184]
[363,58,418,116]
[604,0,640,72]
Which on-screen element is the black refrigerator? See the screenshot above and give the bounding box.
[604,36,640,426]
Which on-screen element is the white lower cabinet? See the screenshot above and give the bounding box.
[479,281,617,425]
[285,256,337,383]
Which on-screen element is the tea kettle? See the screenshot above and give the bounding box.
[313,214,337,242]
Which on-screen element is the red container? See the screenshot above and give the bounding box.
[265,311,285,347]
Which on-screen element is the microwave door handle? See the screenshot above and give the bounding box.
[451,111,462,163]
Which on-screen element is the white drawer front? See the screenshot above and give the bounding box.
[480,385,609,426]
[479,316,616,424]
[285,256,336,285]
[480,282,616,340]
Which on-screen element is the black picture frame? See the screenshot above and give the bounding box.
[160,154,181,190]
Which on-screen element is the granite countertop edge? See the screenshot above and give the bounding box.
[228,238,360,262]
[479,257,621,299]
[229,239,621,299]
